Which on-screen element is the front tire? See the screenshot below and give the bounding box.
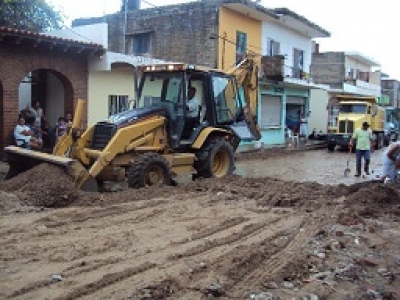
[327,143,336,152]
[127,153,171,188]
[375,133,384,150]
[194,137,235,178]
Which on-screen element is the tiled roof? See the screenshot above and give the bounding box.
[0,26,105,55]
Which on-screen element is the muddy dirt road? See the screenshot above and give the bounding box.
[1,149,400,300]
[236,148,385,185]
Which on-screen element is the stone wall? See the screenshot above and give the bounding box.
[108,2,219,67]
[311,52,345,87]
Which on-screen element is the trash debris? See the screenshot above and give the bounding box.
[204,283,224,297]
[262,281,278,289]
[291,294,319,300]
[367,289,383,300]
[282,281,294,289]
[250,291,279,300]
[51,274,63,282]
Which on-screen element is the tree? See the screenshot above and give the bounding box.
[0,0,64,32]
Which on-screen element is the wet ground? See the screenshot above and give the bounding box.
[236,148,385,185]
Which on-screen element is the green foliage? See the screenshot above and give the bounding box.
[0,0,64,32]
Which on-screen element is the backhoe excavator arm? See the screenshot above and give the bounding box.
[226,53,262,140]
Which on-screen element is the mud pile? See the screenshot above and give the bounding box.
[345,182,400,218]
[235,148,290,161]
[1,163,399,214]
[179,175,346,207]
[0,163,80,208]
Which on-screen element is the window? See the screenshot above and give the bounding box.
[347,68,357,79]
[339,104,367,114]
[267,38,280,56]
[293,48,304,78]
[260,95,281,127]
[109,95,129,116]
[212,75,241,124]
[133,33,150,55]
[236,31,247,64]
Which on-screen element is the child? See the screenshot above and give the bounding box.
[55,117,67,142]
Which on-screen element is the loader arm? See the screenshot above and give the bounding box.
[53,98,85,157]
[226,53,261,140]
[76,116,166,189]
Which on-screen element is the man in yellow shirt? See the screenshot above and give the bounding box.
[349,122,374,177]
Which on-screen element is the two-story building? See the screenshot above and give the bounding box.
[381,78,400,109]
[257,8,330,145]
[48,23,169,125]
[73,0,330,147]
[310,51,381,133]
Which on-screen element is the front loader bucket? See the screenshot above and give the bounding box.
[3,146,98,192]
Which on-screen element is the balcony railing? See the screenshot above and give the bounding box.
[260,55,311,81]
[260,55,284,81]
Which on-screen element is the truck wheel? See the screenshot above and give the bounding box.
[127,153,171,188]
[384,135,390,147]
[195,137,235,178]
[327,144,335,152]
[375,133,383,150]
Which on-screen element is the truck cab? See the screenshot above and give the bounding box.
[327,96,385,151]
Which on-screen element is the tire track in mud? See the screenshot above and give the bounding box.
[8,262,157,300]
[55,262,156,300]
[174,217,249,244]
[62,257,123,276]
[168,215,289,261]
[7,278,55,298]
[36,199,168,228]
[0,200,167,249]
[226,213,331,296]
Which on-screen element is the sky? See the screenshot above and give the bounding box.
[48,0,400,80]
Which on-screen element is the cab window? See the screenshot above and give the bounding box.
[212,74,241,124]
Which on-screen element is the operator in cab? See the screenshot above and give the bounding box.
[183,86,201,138]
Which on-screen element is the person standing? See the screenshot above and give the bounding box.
[299,113,307,137]
[28,101,45,127]
[349,122,374,177]
[380,140,400,183]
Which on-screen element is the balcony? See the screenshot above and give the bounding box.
[342,80,381,97]
[260,55,329,90]
[260,55,285,81]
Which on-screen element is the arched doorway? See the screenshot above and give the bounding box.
[18,69,74,148]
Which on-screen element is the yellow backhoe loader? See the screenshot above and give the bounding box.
[4,53,261,191]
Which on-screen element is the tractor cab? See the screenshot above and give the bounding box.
[136,63,259,149]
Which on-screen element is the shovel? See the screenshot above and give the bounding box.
[344,147,352,177]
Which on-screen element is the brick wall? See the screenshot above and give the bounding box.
[311,52,345,88]
[0,41,88,156]
[74,2,220,68]
[110,1,219,67]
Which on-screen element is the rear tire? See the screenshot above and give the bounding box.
[375,133,384,150]
[194,137,235,178]
[327,143,335,152]
[127,153,171,188]
[384,135,390,147]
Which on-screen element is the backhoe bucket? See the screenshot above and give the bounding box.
[3,146,98,192]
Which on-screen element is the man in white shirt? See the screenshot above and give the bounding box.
[183,86,201,138]
[186,87,201,118]
[14,117,41,149]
